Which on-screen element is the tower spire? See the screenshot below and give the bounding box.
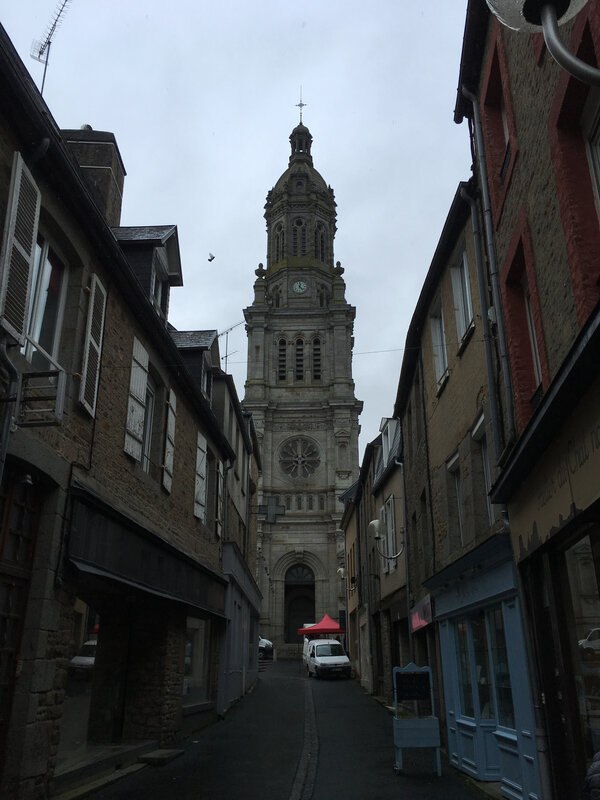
[296,87,307,124]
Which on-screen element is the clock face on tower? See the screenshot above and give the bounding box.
[292,280,308,294]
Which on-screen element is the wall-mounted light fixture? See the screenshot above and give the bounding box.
[485,0,600,85]
[368,519,405,561]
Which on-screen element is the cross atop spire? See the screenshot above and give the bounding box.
[296,86,307,124]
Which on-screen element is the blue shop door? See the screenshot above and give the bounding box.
[440,615,501,781]
[440,605,543,798]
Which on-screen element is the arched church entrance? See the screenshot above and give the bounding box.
[284,565,315,643]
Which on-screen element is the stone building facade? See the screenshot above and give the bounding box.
[456,1,600,796]
[0,26,260,799]
[243,122,362,649]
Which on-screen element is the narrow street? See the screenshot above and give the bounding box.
[87,659,489,800]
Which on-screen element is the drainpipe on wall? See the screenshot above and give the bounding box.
[360,488,374,694]
[394,458,413,664]
[0,333,19,487]
[461,86,516,449]
[460,185,503,463]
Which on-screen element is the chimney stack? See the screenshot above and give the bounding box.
[62,125,126,226]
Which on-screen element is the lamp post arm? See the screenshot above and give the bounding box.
[374,535,404,561]
[541,3,600,86]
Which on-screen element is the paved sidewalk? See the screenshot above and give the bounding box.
[73,659,492,800]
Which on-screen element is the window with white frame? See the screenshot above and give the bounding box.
[522,274,543,389]
[430,297,448,385]
[194,431,208,521]
[0,152,41,345]
[447,452,464,547]
[379,495,397,572]
[79,274,107,417]
[124,336,175,488]
[451,250,474,343]
[23,236,67,369]
[380,417,398,467]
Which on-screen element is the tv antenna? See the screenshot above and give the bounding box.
[31,0,73,96]
[219,320,244,372]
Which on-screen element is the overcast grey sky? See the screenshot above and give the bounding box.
[2,1,472,459]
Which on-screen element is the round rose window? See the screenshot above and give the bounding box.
[279,437,321,479]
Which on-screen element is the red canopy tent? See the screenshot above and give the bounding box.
[297,613,345,636]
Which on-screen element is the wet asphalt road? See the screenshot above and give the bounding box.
[92,658,487,800]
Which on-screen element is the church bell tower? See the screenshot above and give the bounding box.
[243,120,362,649]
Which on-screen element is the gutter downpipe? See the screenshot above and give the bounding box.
[360,487,374,694]
[0,334,19,486]
[460,185,503,463]
[461,86,516,448]
[394,458,413,663]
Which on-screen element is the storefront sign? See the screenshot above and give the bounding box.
[410,594,432,632]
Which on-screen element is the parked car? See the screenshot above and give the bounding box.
[579,628,600,653]
[259,635,273,658]
[68,640,96,678]
[306,639,351,679]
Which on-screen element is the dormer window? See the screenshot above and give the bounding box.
[151,248,169,319]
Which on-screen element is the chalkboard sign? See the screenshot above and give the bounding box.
[394,670,431,702]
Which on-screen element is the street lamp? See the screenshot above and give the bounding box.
[485,0,600,85]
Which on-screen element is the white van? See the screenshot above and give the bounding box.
[306,638,351,679]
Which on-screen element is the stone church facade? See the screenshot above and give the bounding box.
[243,122,362,649]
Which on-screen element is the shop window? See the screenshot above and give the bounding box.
[565,530,600,758]
[472,614,494,720]
[456,620,475,717]
[183,618,211,705]
[488,607,515,728]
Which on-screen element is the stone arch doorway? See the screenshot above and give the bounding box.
[284,564,315,642]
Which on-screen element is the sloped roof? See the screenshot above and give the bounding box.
[170,330,217,350]
[113,225,177,244]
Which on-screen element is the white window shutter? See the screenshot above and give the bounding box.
[79,274,107,416]
[379,504,389,573]
[194,431,207,520]
[0,152,41,344]
[387,496,397,572]
[216,460,224,538]
[124,337,149,460]
[162,388,177,492]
